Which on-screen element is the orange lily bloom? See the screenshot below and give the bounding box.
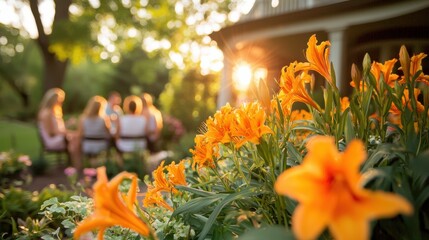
[231,101,273,148]
[74,167,150,240]
[205,103,235,144]
[370,59,399,88]
[190,134,219,170]
[390,88,425,115]
[306,34,332,85]
[278,61,321,113]
[290,109,312,122]
[166,160,187,187]
[153,161,174,193]
[143,187,174,211]
[399,52,429,85]
[275,136,412,240]
[340,97,350,112]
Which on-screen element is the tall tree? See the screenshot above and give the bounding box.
[1,0,247,113]
[30,0,70,91]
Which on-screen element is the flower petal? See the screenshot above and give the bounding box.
[359,191,413,219]
[341,139,366,190]
[275,165,326,203]
[329,215,369,240]
[292,204,330,240]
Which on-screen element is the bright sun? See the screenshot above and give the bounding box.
[233,62,253,92]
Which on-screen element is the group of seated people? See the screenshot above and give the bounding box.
[37,88,163,170]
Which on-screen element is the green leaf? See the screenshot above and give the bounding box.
[286,142,302,165]
[416,186,429,210]
[343,109,355,143]
[172,194,225,217]
[237,225,294,240]
[40,197,59,210]
[47,205,66,214]
[61,219,75,229]
[197,187,266,240]
[175,185,216,197]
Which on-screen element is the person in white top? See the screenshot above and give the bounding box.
[77,96,111,158]
[141,93,163,153]
[37,88,80,169]
[116,95,149,157]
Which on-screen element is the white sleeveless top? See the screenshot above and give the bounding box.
[116,115,147,152]
[81,117,110,154]
[38,115,67,150]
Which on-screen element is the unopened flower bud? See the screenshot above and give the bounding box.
[399,45,410,80]
[363,53,371,75]
[351,63,361,89]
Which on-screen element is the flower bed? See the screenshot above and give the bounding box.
[0,151,32,188]
[20,34,429,240]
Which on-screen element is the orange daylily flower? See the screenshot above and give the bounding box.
[143,187,174,211]
[231,101,273,148]
[340,97,350,112]
[275,136,412,240]
[190,134,219,170]
[399,52,429,85]
[306,34,332,85]
[390,88,425,115]
[289,109,313,143]
[74,167,150,240]
[166,160,187,187]
[290,109,312,122]
[153,161,174,193]
[278,61,321,113]
[205,103,235,144]
[370,59,399,88]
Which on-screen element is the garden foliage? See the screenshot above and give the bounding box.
[27,34,429,239]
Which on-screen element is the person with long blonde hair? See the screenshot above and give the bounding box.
[78,96,112,161]
[38,88,80,168]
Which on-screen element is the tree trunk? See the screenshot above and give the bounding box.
[41,49,68,92]
[30,0,71,93]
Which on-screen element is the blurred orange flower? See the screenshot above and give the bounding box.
[275,136,412,240]
[143,187,173,211]
[231,102,273,148]
[306,34,332,84]
[74,167,150,240]
[340,97,350,112]
[153,161,173,193]
[390,88,425,115]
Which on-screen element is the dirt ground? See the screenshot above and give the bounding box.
[23,165,72,192]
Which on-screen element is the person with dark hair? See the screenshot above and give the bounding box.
[105,91,123,136]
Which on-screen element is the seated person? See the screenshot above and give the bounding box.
[78,96,111,156]
[141,93,163,153]
[105,91,123,136]
[116,95,149,153]
[38,88,80,168]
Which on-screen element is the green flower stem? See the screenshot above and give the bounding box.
[212,165,231,192]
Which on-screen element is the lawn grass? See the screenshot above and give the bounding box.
[0,120,40,158]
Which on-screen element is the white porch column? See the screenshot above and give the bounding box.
[217,57,233,108]
[327,28,345,91]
